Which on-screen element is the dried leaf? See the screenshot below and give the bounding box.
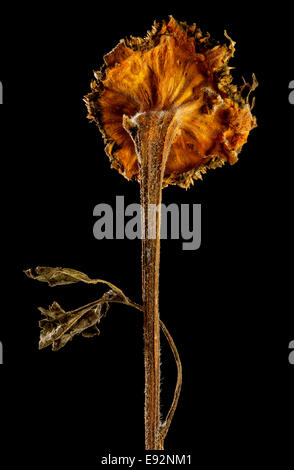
[25,266,140,351]
[24,266,126,298]
[25,266,101,286]
[38,290,115,351]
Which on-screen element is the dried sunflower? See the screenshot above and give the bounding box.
[85,16,257,189]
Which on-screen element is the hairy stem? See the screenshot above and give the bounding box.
[124,110,176,449]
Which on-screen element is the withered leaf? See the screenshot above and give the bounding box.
[38,290,117,351]
[25,266,102,286]
[26,266,140,350]
[24,266,126,298]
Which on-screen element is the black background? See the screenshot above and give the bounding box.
[0,1,293,466]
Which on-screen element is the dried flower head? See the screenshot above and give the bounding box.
[26,17,258,452]
[85,16,257,188]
